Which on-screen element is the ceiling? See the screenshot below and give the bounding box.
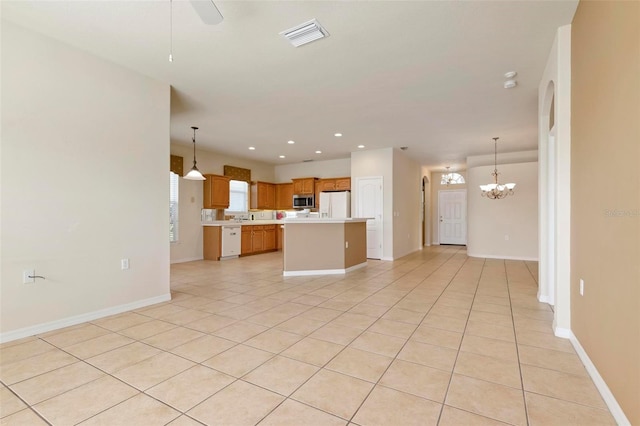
[2,0,578,170]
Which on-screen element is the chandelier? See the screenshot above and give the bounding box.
[479,137,515,199]
[442,166,454,185]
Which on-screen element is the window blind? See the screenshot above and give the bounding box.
[226,180,248,214]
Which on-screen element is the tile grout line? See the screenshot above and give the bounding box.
[0,380,53,426]
[504,259,531,426]
[434,255,485,425]
[346,247,472,424]
[253,247,462,424]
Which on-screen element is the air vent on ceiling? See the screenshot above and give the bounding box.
[280,19,329,47]
[303,159,314,163]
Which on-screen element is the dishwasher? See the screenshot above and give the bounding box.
[221,225,241,259]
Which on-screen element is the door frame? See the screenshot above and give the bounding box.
[438,189,467,245]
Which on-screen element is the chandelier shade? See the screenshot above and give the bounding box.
[480,137,515,199]
[184,126,206,181]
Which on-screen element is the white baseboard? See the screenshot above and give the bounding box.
[170,256,204,264]
[467,252,539,261]
[569,331,631,426]
[537,294,553,304]
[381,256,394,261]
[283,262,367,277]
[0,293,172,344]
[553,326,572,339]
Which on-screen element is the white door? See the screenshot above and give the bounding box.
[356,177,383,259]
[439,190,466,245]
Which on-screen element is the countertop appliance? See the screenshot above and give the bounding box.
[293,194,315,209]
[319,191,351,219]
[221,225,241,258]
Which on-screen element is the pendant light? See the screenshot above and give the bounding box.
[479,137,515,199]
[184,126,206,180]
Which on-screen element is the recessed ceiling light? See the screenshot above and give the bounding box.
[248,146,255,150]
[504,71,517,79]
[334,133,342,137]
[288,140,295,144]
[357,145,365,149]
[279,155,286,159]
[315,150,322,154]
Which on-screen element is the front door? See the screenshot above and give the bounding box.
[356,177,383,259]
[439,190,466,245]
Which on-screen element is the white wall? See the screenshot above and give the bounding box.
[351,148,394,260]
[1,22,170,339]
[393,151,422,258]
[169,144,275,263]
[274,158,351,183]
[467,162,538,260]
[538,25,572,335]
[351,148,422,260]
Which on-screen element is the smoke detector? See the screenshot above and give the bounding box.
[280,19,329,47]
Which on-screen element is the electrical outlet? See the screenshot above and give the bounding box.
[504,234,510,241]
[23,269,35,284]
[579,278,584,296]
[121,258,130,270]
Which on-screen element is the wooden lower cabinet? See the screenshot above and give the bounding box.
[203,227,222,260]
[241,226,253,255]
[241,224,277,256]
[264,226,276,251]
[277,225,284,251]
[252,225,265,252]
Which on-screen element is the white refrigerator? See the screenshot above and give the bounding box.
[319,191,351,219]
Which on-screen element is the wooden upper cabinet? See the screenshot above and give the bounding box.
[335,177,351,190]
[318,179,336,192]
[276,183,293,210]
[203,174,230,209]
[251,181,276,210]
[292,178,316,194]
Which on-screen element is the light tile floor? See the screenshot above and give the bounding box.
[0,246,616,425]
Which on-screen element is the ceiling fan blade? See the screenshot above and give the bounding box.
[190,0,223,25]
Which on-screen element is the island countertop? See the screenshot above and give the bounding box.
[202,218,370,226]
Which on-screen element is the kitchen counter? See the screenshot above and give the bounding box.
[202,218,369,226]
[202,220,284,226]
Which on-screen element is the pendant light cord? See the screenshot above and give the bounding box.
[493,137,499,183]
[192,127,198,166]
[169,0,173,62]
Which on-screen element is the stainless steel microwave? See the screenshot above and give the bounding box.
[293,194,315,208]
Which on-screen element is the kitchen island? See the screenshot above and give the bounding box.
[283,218,368,276]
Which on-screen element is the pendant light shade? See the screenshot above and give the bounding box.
[184,126,206,181]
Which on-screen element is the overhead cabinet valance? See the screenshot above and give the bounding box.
[224,165,251,183]
[170,155,184,176]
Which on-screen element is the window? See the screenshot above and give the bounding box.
[170,172,179,242]
[441,172,465,185]
[226,180,249,214]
